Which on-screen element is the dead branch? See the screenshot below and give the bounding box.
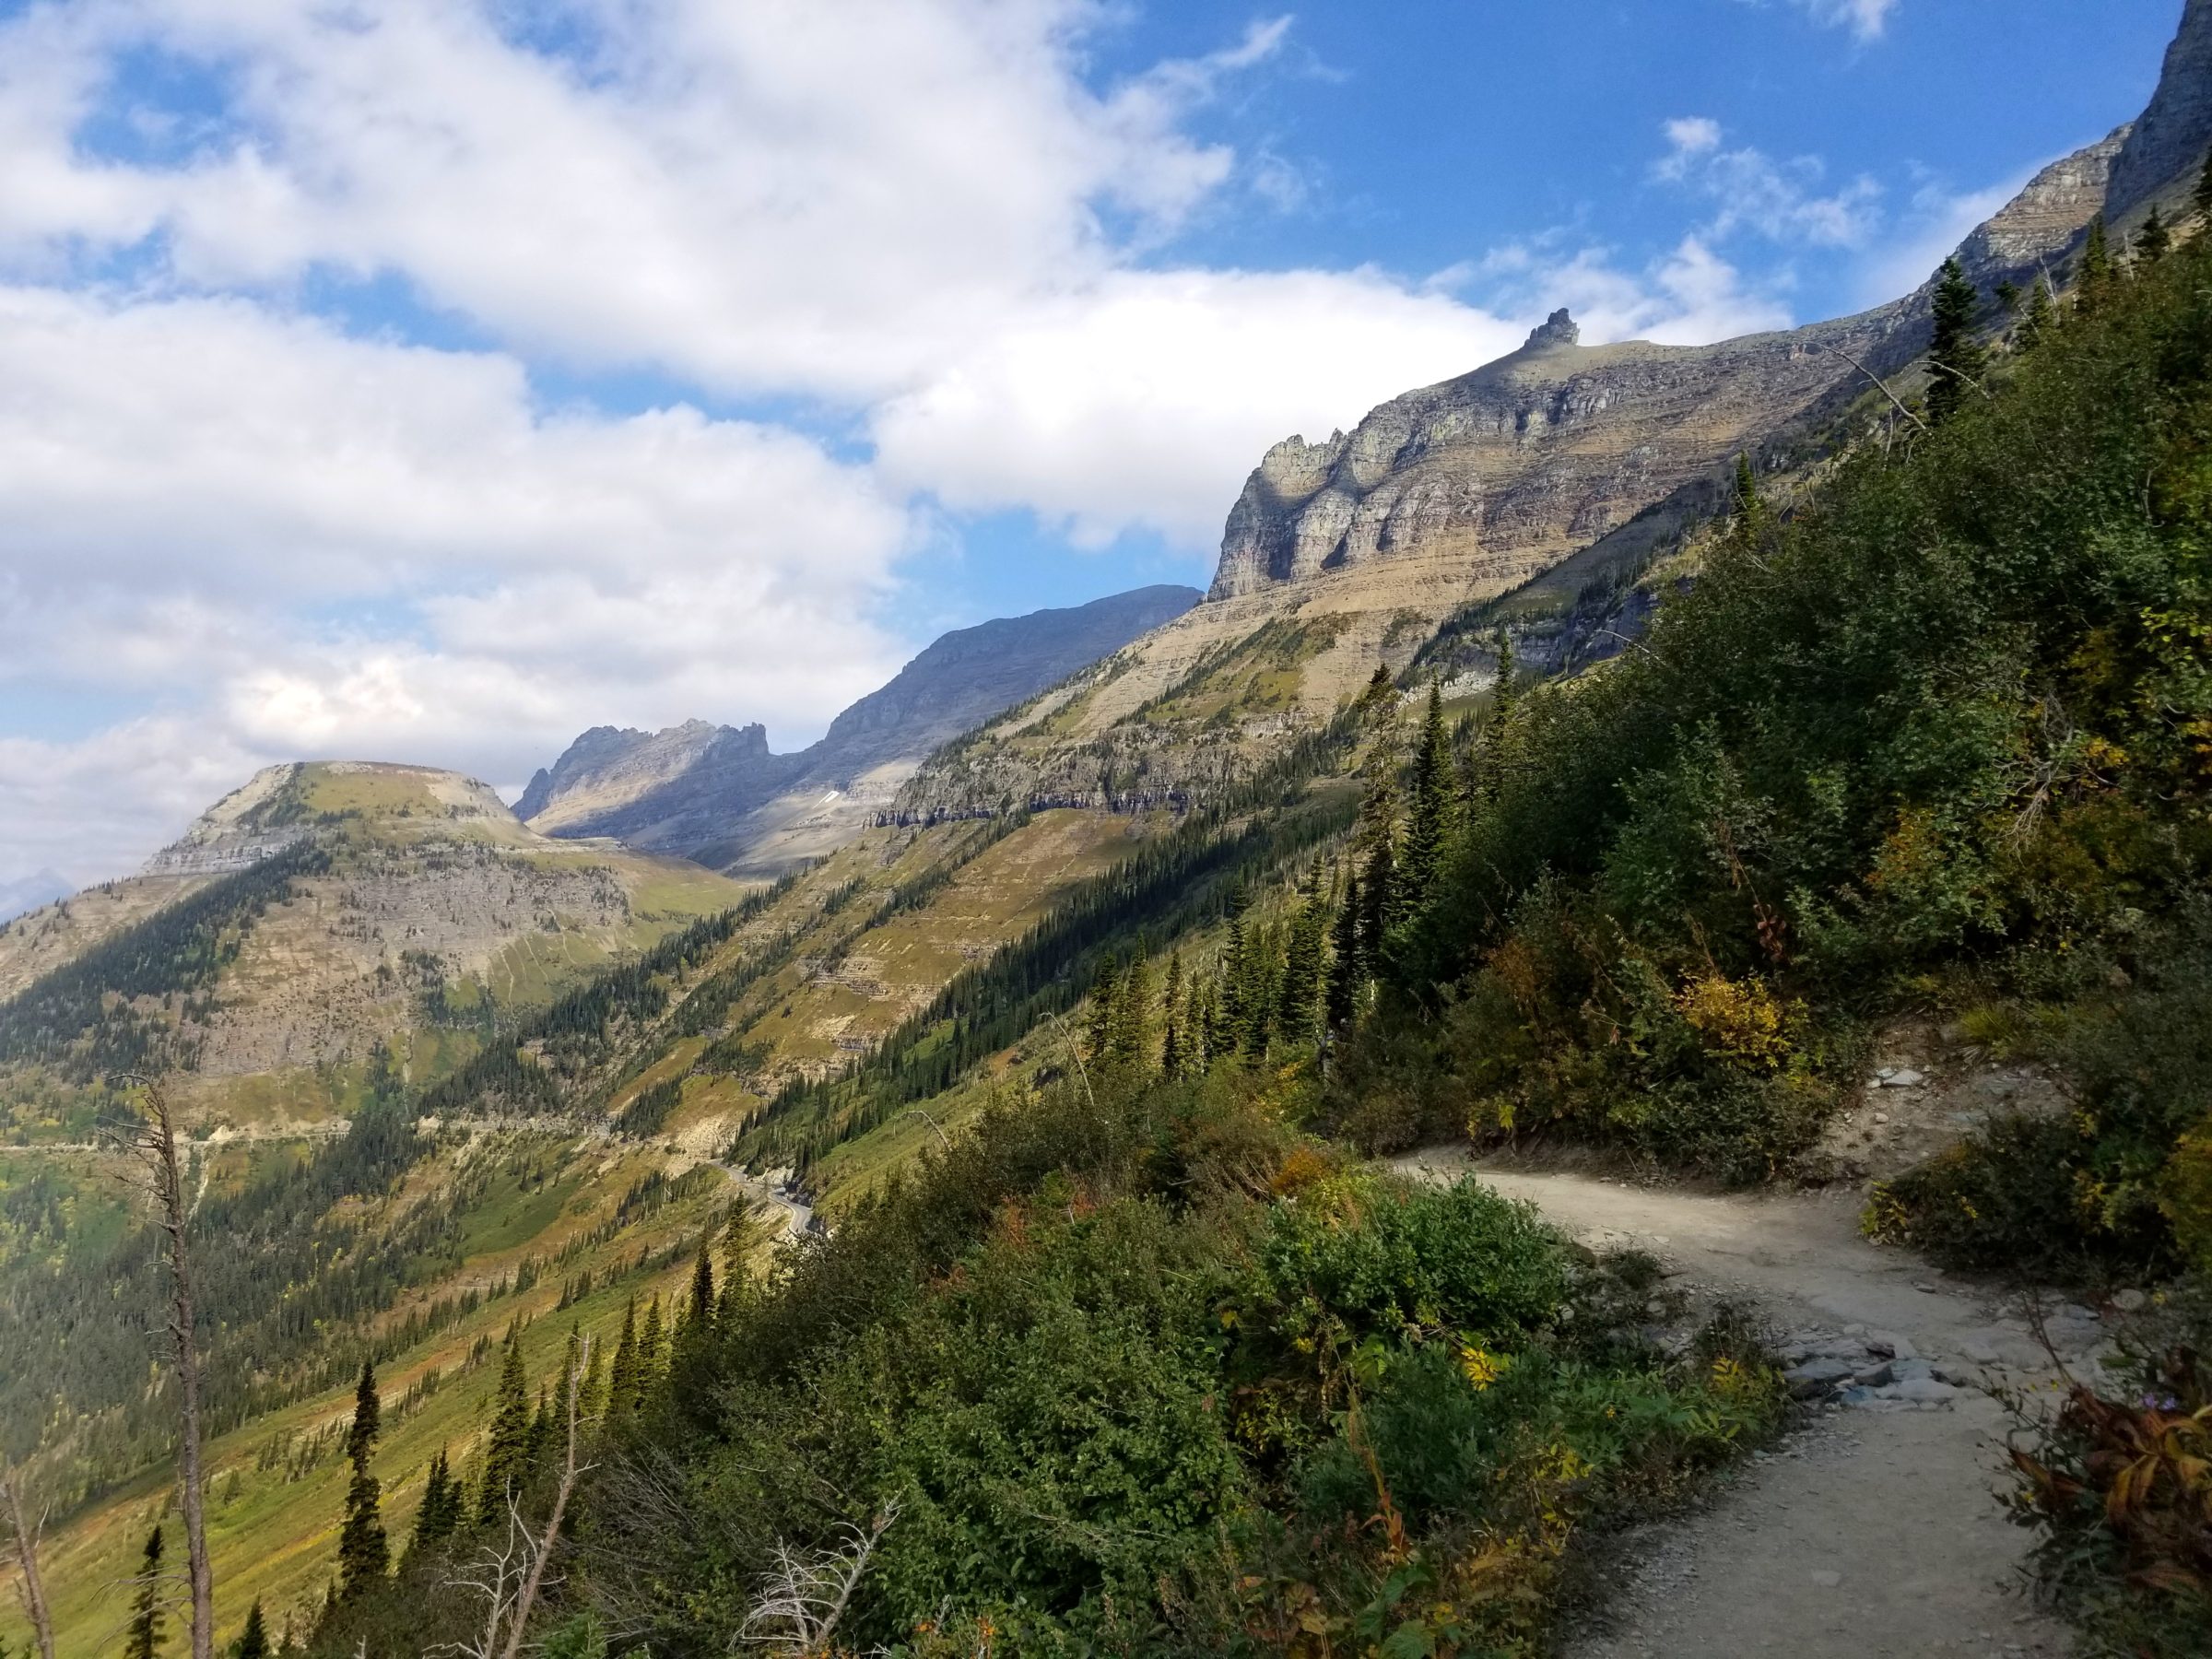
[1,1472,56,1659]
[1824,342,1930,435]
[498,1338,594,1659]
[737,1500,899,1657]
[102,1077,215,1659]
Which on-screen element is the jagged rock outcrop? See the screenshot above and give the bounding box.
[1205,301,1912,603]
[518,585,1201,869]
[2106,0,2212,221]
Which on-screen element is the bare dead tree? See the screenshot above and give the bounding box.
[498,1336,592,1659]
[435,1508,533,1659]
[737,1500,900,1656]
[435,1337,596,1659]
[104,1078,214,1659]
[1823,341,1931,437]
[1,1471,57,1659]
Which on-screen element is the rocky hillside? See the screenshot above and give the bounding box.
[514,584,1200,873]
[0,760,747,1132]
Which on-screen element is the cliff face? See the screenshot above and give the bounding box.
[517,585,1201,869]
[2106,0,2212,221]
[1206,304,1912,603]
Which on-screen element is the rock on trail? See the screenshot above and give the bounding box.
[1392,1150,2105,1658]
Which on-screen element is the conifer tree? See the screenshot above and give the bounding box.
[231,1602,269,1659]
[578,1327,609,1420]
[1218,912,1248,1060]
[1466,629,1520,805]
[638,1295,665,1394]
[684,1234,715,1343]
[1277,875,1329,1049]
[2078,214,2113,313]
[1084,958,1123,1068]
[406,1450,462,1566]
[1731,453,1764,529]
[2018,276,2054,348]
[2197,148,2212,224]
[1236,924,1277,1059]
[1325,868,1365,1028]
[2136,204,2171,265]
[1110,954,1152,1074]
[1399,682,1460,906]
[606,1298,639,1425]
[524,1386,553,1472]
[125,1526,164,1659]
[478,1329,531,1522]
[1159,951,1186,1081]
[1926,256,1985,426]
[337,1360,388,1598]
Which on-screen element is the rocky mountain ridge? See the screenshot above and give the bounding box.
[896,6,2212,818]
[515,584,1201,871]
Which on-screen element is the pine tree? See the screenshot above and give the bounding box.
[125,1526,164,1659]
[1110,954,1152,1074]
[2018,276,2054,349]
[1399,681,1460,906]
[231,1602,269,1659]
[1731,453,1766,531]
[638,1295,665,1394]
[684,1234,715,1344]
[1218,911,1248,1061]
[478,1329,531,1522]
[606,1298,639,1425]
[1467,629,1520,805]
[2136,204,2171,265]
[2078,214,2113,314]
[406,1449,463,1566]
[337,1360,388,1598]
[1084,958,1123,1068]
[1325,867,1364,1028]
[1159,951,1186,1081]
[1236,924,1276,1059]
[1277,874,1329,1050]
[1926,256,1984,426]
[2197,147,2212,224]
[1357,662,1395,712]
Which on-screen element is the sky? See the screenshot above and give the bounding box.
[0,0,2184,888]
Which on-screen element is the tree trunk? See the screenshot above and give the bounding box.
[2,1473,56,1659]
[147,1083,216,1659]
[498,1339,591,1659]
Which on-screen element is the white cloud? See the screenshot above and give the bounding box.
[1794,0,1900,42]
[0,287,912,881]
[0,1,1864,888]
[1655,118,1883,249]
[1853,171,2033,305]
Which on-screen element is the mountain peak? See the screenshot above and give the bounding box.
[1522,308,1580,351]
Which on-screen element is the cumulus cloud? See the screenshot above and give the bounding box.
[0,288,912,880]
[0,0,1881,888]
[1655,117,1883,249]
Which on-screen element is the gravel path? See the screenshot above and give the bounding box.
[1392,1149,2098,1659]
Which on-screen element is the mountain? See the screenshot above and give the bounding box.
[0,868,70,924]
[0,759,747,1122]
[894,56,2200,822]
[515,584,1202,872]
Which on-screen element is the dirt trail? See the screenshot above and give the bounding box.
[1393,1148,2102,1659]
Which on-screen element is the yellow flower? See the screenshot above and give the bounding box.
[1459,1345,1508,1390]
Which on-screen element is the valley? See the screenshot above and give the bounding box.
[4,6,2212,1656]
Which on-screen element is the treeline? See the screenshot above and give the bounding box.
[0,843,331,1078]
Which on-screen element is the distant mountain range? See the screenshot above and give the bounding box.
[513,583,1202,873]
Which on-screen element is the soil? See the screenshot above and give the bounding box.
[1392,1148,2111,1659]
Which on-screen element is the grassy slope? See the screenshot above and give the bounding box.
[29,1131,734,1653]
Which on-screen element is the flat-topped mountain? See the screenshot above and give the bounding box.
[0,760,746,1108]
[516,584,1201,870]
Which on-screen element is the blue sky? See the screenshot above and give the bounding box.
[0,0,2184,883]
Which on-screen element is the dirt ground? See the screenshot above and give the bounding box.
[1393,1149,2106,1658]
